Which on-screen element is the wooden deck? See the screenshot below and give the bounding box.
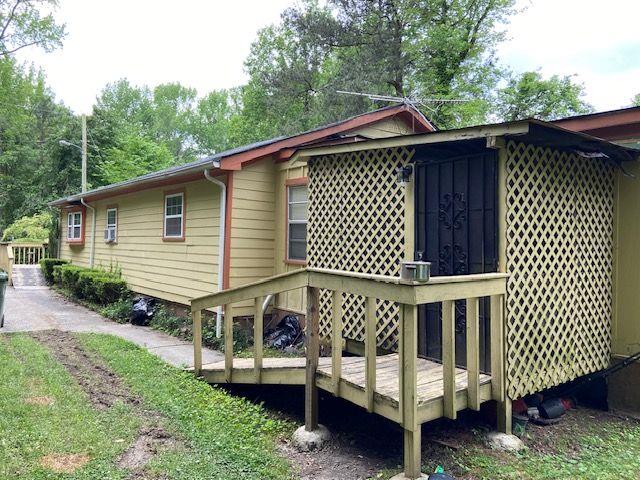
[198,354,492,423]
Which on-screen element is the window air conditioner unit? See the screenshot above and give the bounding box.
[104,227,116,243]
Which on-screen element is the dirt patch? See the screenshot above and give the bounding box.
[39,453,90,473]
[25,395,55,406]
[117,426,180,471]
[30,330,140,411]
[31,330,183,477]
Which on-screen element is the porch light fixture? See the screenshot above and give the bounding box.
[397,165,413,184]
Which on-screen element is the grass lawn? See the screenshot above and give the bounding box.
[0,332,292,480]
[1,329,639,480]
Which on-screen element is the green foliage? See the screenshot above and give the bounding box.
[38,257,68,283]
[100,298,132,323]
[56,264,128,304]
[1,211,51,241]
[632,93,640,107]
[98,133,174,184]
[496,71,593,121]
[242,0,516,130]
[0,0,66,56]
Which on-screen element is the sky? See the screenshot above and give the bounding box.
[16,0,640,115]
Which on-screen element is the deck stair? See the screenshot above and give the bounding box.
[190,267,510,479]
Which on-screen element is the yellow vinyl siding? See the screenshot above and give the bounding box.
[274,163,308,315]
[228,159,277,314]
[350,117,417,138]
[60,178,222,305]
[613,163,640,357]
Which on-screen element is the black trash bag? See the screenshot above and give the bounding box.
[130,296,156,326]
[264,315,303,350]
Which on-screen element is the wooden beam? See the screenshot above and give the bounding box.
[413,276,506,305]
[331,290,343,395]
[490,294,505,402]
[365,296,377,412]
[224,304,234,383]
[192,309,202,376]
[466,297,481,411]
[442,300,456,420]
[254,296,264,384]
[307,270,415,304]
[305,286,320,431]
[191,269,308,311]
[400,303,421,478]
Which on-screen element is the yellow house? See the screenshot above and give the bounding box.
[555,106,640,415]
[50,104,433,325]
[188,118,639,478]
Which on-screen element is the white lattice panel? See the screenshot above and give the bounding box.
[504,141,614,399]
[308,147,414,349]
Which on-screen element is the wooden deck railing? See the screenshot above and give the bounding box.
[0,243,14,285]
[190,267,508,479]
[11,243,48,265]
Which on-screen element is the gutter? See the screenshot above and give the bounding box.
[80,198,96,268]
[203,169,226,338]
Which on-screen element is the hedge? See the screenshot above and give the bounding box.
[39,258,70,284]
[54,264,128,305]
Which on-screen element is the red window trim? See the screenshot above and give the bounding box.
[65,205,86,245]
[284,177,308,265]
[162,188,186,242]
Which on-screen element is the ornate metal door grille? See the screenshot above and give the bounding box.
[414,152,498,370]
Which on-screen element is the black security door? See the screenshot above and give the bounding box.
[414,151,498,371]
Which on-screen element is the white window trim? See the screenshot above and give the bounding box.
[287,185,308,262]
[106,207,118,242]
[163,192,184,238]
[67,211,83,241]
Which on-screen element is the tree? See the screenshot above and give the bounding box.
[1,211,51,241]
[0,0,65,56]
[632,93,640,107]
[97,133,174,184]
[244,0,516,131]
[496,71,592,121]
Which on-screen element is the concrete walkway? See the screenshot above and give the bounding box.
[12,264,46,287]
[1,285,222,368]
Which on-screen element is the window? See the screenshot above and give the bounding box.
[67,211,82,241]
[287,184,308,261]
[105,207,117,242]
[164,192,184,239]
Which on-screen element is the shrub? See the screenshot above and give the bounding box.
[59,265,85,292]
[52,265,64,284]
[39,258,70,284]
[100,298,132,323]
[57,264,128,304]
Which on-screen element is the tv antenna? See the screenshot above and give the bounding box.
[336,90,470,121]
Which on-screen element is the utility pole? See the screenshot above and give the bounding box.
[81,114,87,193]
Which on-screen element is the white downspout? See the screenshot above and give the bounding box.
[80,198,96,268]
[204,169,226,338]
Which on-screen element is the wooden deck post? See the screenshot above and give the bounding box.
[331,290,343,395]
[305,286,320,431]
[442,300,456,420]
[192,309,202,376]
[400,303,421,479]
[254,296,264,384]
[224,304,234,383]
[365,296,377,412]
[466,297,481,411]
[490,294,511,434]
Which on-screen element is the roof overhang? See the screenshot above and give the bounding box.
[49,158,221,207]
[553,106,640,142]
[292,119,640,165]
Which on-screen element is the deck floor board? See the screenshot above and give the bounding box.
[200,354,491,407]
